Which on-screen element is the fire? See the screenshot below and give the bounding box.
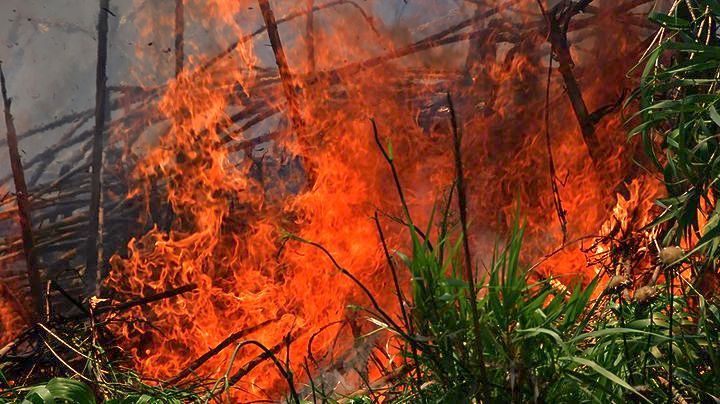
[0,186,25,348]
[105,0,662,400]
[0,262,25,347]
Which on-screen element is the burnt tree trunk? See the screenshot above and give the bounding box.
[1,64,43,320]
[85,0,110,297]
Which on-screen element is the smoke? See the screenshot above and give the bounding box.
[0,1,476,185]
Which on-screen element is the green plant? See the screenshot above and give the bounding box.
[348,99,720,401]
[629,0,720,261]
[9,378,95,404]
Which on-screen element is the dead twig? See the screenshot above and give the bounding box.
[50,283,197,321]
[305,0,316,74]
[168,316,281,385]
[94,283,197,316]
[535,2,570,243]
[217,336,301,402]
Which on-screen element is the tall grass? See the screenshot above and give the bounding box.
[6,3,720,402]
[343,94,720,401]
[370,208,720,403]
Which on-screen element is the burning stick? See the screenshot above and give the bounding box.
[200,0,379,74]
[1,63,43,320]
[306,0,316,74]
[221,335,300,402]
[541,32,569,242]
[85,0,111,296]
[257,0,303,133]
[257,0,320,190]
[175,0,184,77]
[541,0,602,163]
[93,283,197,316]
[168,316,281,385]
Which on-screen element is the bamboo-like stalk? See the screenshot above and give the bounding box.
[257,0,303,132]
[447,93,490,402]
[85,0,111,297]
[175,0,184,76]
[1,63,43,321]
[306,0,316,74]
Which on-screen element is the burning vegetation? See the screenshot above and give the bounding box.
[1,0,720,402]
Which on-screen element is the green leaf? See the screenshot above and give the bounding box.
[571,327,669,344]
[562,356,652,403]
[22,378,95,404]
[709,105,720,127]
[648,11,690,28]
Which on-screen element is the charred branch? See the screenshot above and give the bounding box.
[85,0,111,297]
[168,316,281,385]
[257,0,303,133]
[223,334,300,397]
[544,0,602,163]
[201,0,379,74]
[306,0,316,74]
[92,283,197,316]
[175,0,184,76]
[1,63,44,320]
[542,49,569,242]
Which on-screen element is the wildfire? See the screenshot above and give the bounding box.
[0,263,25,348]
[105,0,661,400]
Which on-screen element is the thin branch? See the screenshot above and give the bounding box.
[372,212,410,330]
[94,283,197,315]
[544,0,602,163]
[371,120,411,221]
[221,337,301,403]
[49,280,90,317]
[200,0,378,74]
[373,211,423,395]
[168,316,280,385]
[286,234,407,337]
[542,34,569,242]
[1,63,43,320]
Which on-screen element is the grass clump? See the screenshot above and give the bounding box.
[372,212,720,403]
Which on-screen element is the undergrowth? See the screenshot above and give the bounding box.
[4,1,720,403]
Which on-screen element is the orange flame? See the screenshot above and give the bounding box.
[0,262,25,348]
[106,1,662,400]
